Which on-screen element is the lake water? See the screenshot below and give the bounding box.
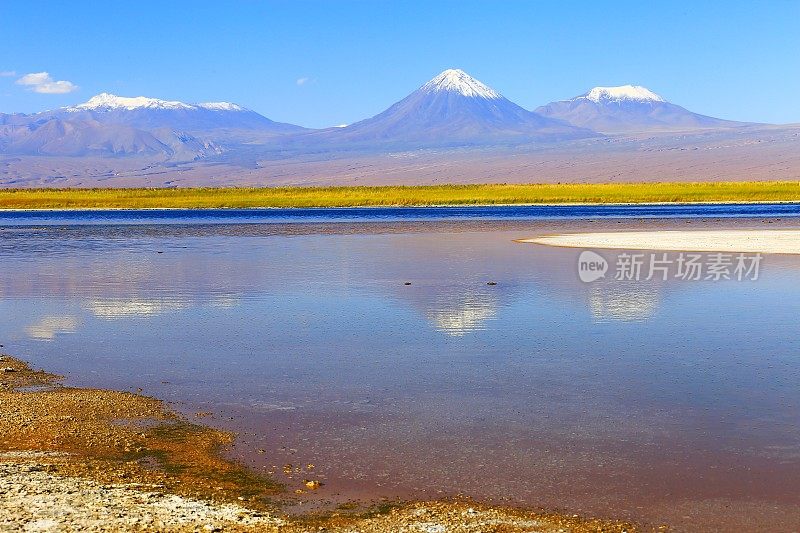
[1,206,799,532]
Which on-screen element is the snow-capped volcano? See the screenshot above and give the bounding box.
[420,69,501,99]
[536,85,742,133]
[314,69,596,147]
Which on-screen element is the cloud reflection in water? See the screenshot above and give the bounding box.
[25,316,80,341]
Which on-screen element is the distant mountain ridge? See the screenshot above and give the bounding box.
[0,93,304,159]
[536,85,744,133]
[55,93,305,134]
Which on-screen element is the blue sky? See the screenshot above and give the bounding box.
[2,0,799,127]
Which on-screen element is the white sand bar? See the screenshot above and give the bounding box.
[521,230,800,254]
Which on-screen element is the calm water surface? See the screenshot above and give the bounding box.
[1,206,799,532]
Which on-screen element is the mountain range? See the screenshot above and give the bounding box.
[0,69,759,162]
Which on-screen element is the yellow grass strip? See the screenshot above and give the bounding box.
[1,182,800,209]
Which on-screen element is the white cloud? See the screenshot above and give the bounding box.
[296,77,310,86]
[17,72,51,85]
[0,70,16,77]
[16,71,78,94]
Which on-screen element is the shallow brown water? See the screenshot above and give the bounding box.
[1,212,799,531]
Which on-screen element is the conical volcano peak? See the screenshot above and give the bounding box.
[420,69,501,99]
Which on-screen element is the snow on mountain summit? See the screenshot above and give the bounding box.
[420,69,501,99]
[67,93,246,112]
[70,93,194,111]
[197,102,245,111]
[580,85,665,103]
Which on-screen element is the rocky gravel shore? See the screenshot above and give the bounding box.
[0,461,282,532]
[0,354,638,532]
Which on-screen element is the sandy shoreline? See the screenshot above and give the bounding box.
[0,354,637,532]
[521,229,800,254]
